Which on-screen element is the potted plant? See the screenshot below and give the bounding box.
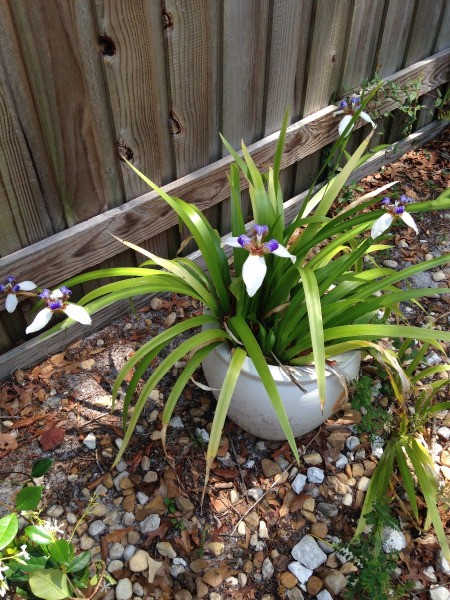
[7,108,450,486]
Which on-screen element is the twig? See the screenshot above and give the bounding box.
[228,436,249,503]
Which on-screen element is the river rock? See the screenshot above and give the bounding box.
[291,535,327,570]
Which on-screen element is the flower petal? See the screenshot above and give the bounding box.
[17,281,37,291]
[371,213,393,239]
[25,308,53,334]
[400,211,419,234]
[63,303,92,325]
[271,244,296,264]
[360,111,376,129]
[51,288,64,299]
[242,254,267,297]
[5,294,18,313]
[224,236,243,248]
[338,115,353,137]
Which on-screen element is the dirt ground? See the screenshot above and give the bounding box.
[0,127,449,600]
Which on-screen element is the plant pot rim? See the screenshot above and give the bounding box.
[211,339,361,385]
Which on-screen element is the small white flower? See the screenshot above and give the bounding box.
[18,544,30,561]
[43,518,65,536]
[225,224,295,297]
[333,97,376,137]
[0,277,37,313]
[26,287,91,334]
[371,195,419,239]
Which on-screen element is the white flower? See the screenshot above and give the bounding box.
[17,544,30,561]
[333,97,376,137]
[225,224,295,297]
[26,287,91,334]
[0,277,37,313]
[43,518,65,536]
[371,195,419,239]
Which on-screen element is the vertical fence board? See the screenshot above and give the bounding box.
[8,0,122,226]
[94,0,175,259]
[388,0,444,143]
[404,0,444,66]
[294,0,352,195]
[375,0,415,77]
[435,1,450,52]
[222,0,270,147]
[264,0,312,135]
[0,84,53,255]
[0,2,65,236]
[340,0,386,92]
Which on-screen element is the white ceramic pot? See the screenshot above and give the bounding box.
[201,343,361,441]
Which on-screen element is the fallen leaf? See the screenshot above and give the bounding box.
[39,427,65,451]
[0,433,18,451]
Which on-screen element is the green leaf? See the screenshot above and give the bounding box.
[48,539,75,566]
[16,486,43,511]
[0,513,18,550]
[202,346,247,503]
[31,458,53,478]
[228,316,299,464]
[18,554,48,573]
[67,550,91,573]
[70,565,90,589]
[298,267,325,410]
[25,525,54,545]
[395,445,419,520]
[355,444,396,536]
[113,328,230,467]
[29,569,71,600]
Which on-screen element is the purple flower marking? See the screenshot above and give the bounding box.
[381,197,391,205]
[60,286,72,296]
[253,224,269,237]
[340,100,348,109]
[12,284,20,292]
[49,300,64,310]
[264,239,279,252]
[395,206,405,214]
[6,276,16,283]
[0,285,4,293]
[39,289,51,299]
[351,97,361,108]
[237,234,251,248]
[400,194,412,204]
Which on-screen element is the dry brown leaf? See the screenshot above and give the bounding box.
[39,427,65,451]
[202,565,238,587]
[0,433,18,451]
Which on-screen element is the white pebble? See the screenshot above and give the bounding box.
[115,578,132,600]
[381,526,406,552]
[169,416,184,429]
[83,433,97,450]
[292,473,307,494]
[88,520,107,537]
[307,467,324,484]
[107,559,124,572]
[437,426,450,440]
[335,454,348,469]
[287,561,313,584]
[109,543,124,560]
[136,492,150,505]
[346,435,360,451]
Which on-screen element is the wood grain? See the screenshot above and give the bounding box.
[1,118,447,379]
[0,48,448,306]
[8,0,122,225]
[375,0,415,77]
[340,0,386,92]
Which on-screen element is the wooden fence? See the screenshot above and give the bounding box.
[0,0,449,376]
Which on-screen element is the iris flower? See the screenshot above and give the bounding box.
[26,287,91,334]
[225,224,296,297]
[333,97,376,137]
[0,276,37,313]
[371,195,419,239]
